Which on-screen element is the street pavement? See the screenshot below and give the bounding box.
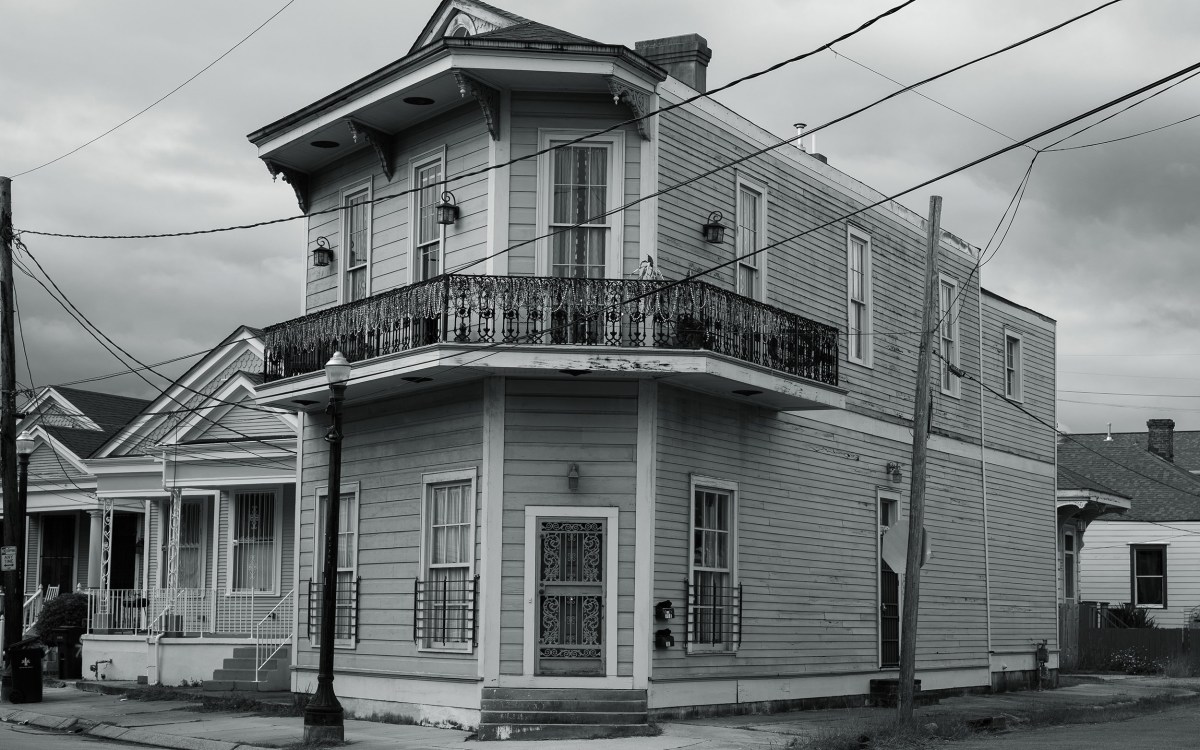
[0,675,1196,750]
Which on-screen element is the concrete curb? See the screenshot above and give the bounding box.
[2,706,272,750]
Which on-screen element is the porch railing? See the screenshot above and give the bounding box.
[22,588,44,634]
[262,275,840,386]
[253,588,293,683]
[86,589,290,637]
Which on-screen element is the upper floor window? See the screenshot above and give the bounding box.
[413,156,445,282]
[342,185,372,302]
[1004,330,1023,402]
[538,130,624,279]
[938,276,960,397]
[847,226,872,366]
[735,178,767,300]
[1131,545,1166,607]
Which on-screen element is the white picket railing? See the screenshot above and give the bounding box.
[22,589,44,634]
[88,589,293,638]
[253,589,293,683]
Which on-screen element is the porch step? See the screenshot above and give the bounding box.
[478,688,652,741]
[204,646,291,692]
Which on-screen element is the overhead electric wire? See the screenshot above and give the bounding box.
[11,0,297,179]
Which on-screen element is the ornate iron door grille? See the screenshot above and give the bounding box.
[537,519,605,675]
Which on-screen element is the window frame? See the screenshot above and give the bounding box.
[734,175,769,301]
[418,467,478,653]
[687,474,739,655]
[1130,544,1167,608]
[226,487,284,596]
[846,225,873,367]
[536,129,625,280]
[409,148,447,284]
[877,489,901,669]
[340,180,373,303]
[1062,526,1076,601]
[937,274,961,398]
[1003,328,1024,402]
[315,482,360,649]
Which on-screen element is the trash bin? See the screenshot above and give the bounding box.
[51,627,84,680]
[7,643,45,703]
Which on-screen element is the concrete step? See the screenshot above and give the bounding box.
[477,723,657,741]
[481,687,645,701]
[229,646,289,660]
[482,711,646,725]
[218,657,282,671]
[202,679,261,692]
[481,698,646,713]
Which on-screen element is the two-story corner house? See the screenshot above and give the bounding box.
[247,0,1059,736]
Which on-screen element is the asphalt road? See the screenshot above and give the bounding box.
[0,721,130,750]
[950,702,1200,750]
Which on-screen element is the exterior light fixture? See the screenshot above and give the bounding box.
[702,211,726,244]
[16,432,35,457]
[436,191,459,225]
[312,237,334,268]
[567,463,580,491]
[886,462,903,483]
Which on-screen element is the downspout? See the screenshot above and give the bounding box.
[290,412,304,691]
[977,282,993,664]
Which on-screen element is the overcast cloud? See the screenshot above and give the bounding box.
[3,0,1199,433]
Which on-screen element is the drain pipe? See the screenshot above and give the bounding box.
[147,634,163,685]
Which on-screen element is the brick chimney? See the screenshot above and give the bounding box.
[1147,418,1175,462]
[635,34,712,93]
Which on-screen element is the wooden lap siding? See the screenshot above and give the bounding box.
[652,386,989,681]
[980,294,1056,462]
[297,383,484,678]
[1080,521,1200,630]
[499,379,639,677]
[304,106,491,313]
[507,93,642,277]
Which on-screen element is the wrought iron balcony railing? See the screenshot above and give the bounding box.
[262,275,839,386]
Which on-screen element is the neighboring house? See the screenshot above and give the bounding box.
[247,0,1059,734]
[1066,419,1200,629]
[75,326,299,687]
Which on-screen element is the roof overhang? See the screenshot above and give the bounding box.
[253,344,846,414]
[1057,489,1132,524]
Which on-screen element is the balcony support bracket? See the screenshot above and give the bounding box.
[607,77,653,141]
[346,119,396,181]
[264,159,311,213]
[453,71,500,141]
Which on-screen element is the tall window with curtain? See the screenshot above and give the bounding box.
[689,479,738,652]
[414,160,443,281]
[177,498,204,589]
[938,277,960,396]
[343,189,371,302]
[550,144,609,278]
[847,227,872,365]
[318,490,358,645]
[735,185,763,299]
[232,491,277,593]
[422,478,474,649]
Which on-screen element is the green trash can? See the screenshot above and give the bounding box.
[8,643,45,703]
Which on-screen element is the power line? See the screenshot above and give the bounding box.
[11,1,297,179]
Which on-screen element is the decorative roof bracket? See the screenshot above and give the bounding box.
[453,71,501,141]
[607,77,654,141]
[264,159,311,214]
[346,118,397,181]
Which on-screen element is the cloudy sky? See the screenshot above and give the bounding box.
[3,0,1199,433]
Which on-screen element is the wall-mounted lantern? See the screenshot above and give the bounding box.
[655,629,675,649]
[702,211,726,244]
[567,463,580,491]
[655,600,675,621]
[312,236,334,267]
[436,191,459,225]
[886,461,903,483]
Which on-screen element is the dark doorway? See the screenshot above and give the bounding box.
[110,513,140,589]
[40,515,77,592]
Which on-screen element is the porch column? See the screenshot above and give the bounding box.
[87,509,104,589]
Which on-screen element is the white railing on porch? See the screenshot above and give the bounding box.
[253,588,293,683]
[22,588,44,634]
[87,589,293,638]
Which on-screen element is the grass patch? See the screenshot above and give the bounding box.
[128,684,305,717]
[789,693,1200,750]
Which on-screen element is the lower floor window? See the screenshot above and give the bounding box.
[1131,545,1166,607]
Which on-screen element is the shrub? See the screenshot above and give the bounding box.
[1104,647,1164,675]
[33,592,88,635]
[1107,603,1157,628]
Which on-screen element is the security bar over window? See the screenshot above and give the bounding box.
[414,574,479,649]
[307,577,359,644]
[684,576,742,650]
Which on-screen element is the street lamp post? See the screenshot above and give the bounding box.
[304,353,351,743]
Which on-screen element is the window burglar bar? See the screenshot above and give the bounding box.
[413,575,479,648]
[684,577,742,649]
[307,577,359,642]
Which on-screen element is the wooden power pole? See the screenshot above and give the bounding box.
[898,195,942,720]
[0,176,20,703]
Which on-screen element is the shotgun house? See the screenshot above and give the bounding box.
[1,387,149,644]
[1064,419,1200,629]
[77,327,299,687]
[248,0,1059,736]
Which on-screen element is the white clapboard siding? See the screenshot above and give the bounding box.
[1079,520,1200,629]
[29,445,87,483]
[195,397,290,441]
[26,516,41,594]
[980,292,1056,462]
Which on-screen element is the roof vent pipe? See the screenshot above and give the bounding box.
[793,123,808,152]
[1104,423,1113,441]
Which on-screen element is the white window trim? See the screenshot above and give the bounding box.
[1003,328,1024,403]
[687,474,739,655]
[846,225,873,367]
[734,175,769,302]
[419,467,478,653]
[315,482,360,649]
[877,489,901,669]
[409,147,448,284]
[1062,526,1076,602]
[340,179,374,304]
[225,486,284,596]
[536,128,625,280]
[938,274,961,398]
[1131,544,1168,609]
[175,494,212,591]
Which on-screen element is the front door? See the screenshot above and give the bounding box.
[40,514,76,592]
[535,517,605,676]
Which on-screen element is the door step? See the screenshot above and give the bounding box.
[477,688,653,741]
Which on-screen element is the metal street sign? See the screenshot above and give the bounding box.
[0,545,15,571]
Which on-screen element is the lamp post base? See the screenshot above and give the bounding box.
[303,685,344,743]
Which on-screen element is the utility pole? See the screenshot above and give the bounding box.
[0,176,20,703]
[898,195,942,720]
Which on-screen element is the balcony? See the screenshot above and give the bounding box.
[260,275,843,410]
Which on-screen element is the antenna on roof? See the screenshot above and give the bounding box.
[1104,422,1113,442]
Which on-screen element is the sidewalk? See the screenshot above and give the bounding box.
[0,675,1197,750]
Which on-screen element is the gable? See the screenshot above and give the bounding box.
[409,0,525,53]
[191,395,294,442]
[28,442,88,483]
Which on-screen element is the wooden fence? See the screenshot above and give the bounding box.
[1070,602,1200,674]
